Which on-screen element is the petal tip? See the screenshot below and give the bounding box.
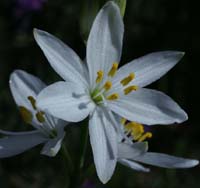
[175,51,185,59]
[33,28,46,41]
[99,175,111,184]
[9,69,25,85]
[102,0,120,14]
[176,109,188,124]
[180,159,199,168]
[190,159,199,167]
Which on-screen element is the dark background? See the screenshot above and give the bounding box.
[0,0,199,187]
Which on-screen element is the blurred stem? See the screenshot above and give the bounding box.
[61,144,74,177]
[80,0,100,43]
[80,0,127,43]
[114,0,127,17]
[68,121,89,188]
[79,124,89,170]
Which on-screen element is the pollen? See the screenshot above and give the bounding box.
[124,85,138,95]
[122,120,152,142]
[36,111,45,123]
[120,73,135,86]
[138,132,152,142]
[96,70,104,83]
[107,93,119,100]
[28,96,37,110]
[108,63,118,77]
[103,81,112,91]
[19,106,33,124]
[125,122,144,140]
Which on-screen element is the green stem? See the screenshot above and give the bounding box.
[61,144,74,176]
[79,126,89,170]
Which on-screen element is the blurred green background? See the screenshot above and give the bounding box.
[0,0,199,187]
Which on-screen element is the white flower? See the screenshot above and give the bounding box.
[0,70,67,158]
[34,1,187,183]
[117,119,199,172]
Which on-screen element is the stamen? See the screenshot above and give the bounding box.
[124,85,138,95]
[19,106,33,124]
[107,93,119,100]
[36,111,45,123]
[28,96,37,110]
[125,122,144,140]
[108,63,118,77]
[120,118,127,125]
[103,81,112,91]
[96,70,104,83]
[120,73,135,86]
[138,132,152,142]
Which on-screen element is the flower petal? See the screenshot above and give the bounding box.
[0,131,47,158]
[87,1,124,86]
[112,51,184,88]
[108,88,188,125]
[119,159,150,172]
[41,124,66,157]
[41,134,65,157]
[134,152,199,168]
[9,70,46,112]
[34,29,88,87]
[37,81,95,122]
[89,107,117,184]
[118,142,148,159]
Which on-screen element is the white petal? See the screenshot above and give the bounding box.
[118,142,148,159]
[37,81,95,122]
[0,131,47,158]
[87,1,124,86]
[108,88,188,125]
[34,29,88,87]
[112,51,184,88]
[119,159,150,172]
[41,124,66,157]
[89,107,117,184]
[9,70,46,112]
[134,152,199,168]
[41,134,65,157]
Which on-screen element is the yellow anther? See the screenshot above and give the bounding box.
[36,111,45,123]
[138,132,152,142]
[120,118,127,125]
[96,70,104,83]
[19,106,33,124]
[107,93,119,100]
[120,73,135,86]
[103,81,112,91]
[125,122,144,140]
[124,85,138,95]
[108,63,118,77]
[28,96,37,110]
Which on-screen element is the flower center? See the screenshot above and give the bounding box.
[91,62,138,104]
[121,118,152,142]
